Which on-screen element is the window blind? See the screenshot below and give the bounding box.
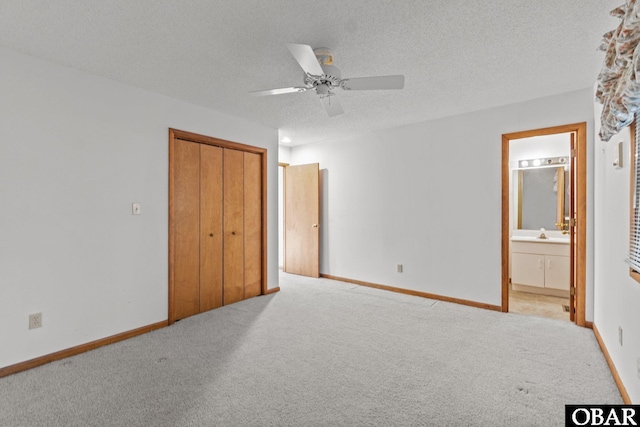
[630,114,640,273]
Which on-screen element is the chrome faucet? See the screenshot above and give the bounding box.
[538,227,548,239]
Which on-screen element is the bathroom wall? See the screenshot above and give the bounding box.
[509,133,572,166]
[509,134,571,235]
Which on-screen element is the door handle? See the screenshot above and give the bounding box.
[312,224,318,228]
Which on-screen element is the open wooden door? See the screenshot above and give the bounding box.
[569,132,577,322]
[284,163,320,277]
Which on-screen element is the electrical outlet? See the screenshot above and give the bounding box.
[619,326,623,346]
[29,313,42,330]
[397,264,403,273]
[132,203,141,215]
[637,357,640,380]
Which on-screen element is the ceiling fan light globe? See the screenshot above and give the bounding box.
[316,84,330,96]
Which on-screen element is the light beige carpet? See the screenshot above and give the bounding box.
[0,272,622,426]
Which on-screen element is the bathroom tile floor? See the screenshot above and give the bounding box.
[509,287,570,322]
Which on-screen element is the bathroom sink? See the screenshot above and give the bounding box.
[510,236,569,244]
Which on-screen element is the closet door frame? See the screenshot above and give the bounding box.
[168,128,268,325]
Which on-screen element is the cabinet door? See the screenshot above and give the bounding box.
[172,139,201,321]
[545,255,570,290]
[244,152,262,298]
[511,253,545,287]
[200,144,223,312]
[223,148,245,305]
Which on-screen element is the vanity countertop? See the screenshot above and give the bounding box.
[510,236,569,244]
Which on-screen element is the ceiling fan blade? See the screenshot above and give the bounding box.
[319,95,344,117]
[249,87,309,96]
[341,75,405,91]
[286,43,324,76]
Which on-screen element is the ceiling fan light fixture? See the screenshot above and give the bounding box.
[316,83,331,97]
[249,43,405,117]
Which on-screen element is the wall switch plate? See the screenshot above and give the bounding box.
[132,203,141,215]
[613,141,623,169]
[397,264,403,273]
[29,313,42,329]
[619,326,623,346]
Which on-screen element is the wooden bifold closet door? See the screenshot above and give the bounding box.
[170,133,264,323]
[199,144,223,312]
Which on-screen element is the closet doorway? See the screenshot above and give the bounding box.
[168,129,267,324]
[501,123,587,326]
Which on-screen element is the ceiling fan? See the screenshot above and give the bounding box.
[250,43,405,117]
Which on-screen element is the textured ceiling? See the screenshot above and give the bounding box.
[0,1,620,146]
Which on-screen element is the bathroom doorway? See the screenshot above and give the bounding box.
[501,123,587,326]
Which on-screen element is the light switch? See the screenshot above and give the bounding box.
[613,141,623,169]
[132,203,141,215]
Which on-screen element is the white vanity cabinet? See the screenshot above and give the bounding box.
[511,239,570,292]
[543,255,570,289]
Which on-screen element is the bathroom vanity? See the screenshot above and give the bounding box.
[510,236,570,296]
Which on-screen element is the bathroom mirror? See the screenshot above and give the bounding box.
[517,166,569,230]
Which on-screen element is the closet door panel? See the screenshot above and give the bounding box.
[173,139,200,320]
[223,149,245,305]
[200,144,224,312]
[244,152,262,298]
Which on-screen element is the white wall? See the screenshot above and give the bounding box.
[278,145,292,164]
[0,47,279,369]
[278,166,284,268]
[277,146,291,268]
[291,88,595,313]
[593,101,640,402]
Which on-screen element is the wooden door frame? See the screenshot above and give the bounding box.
[501,122,587,327]
[168,128,268,325]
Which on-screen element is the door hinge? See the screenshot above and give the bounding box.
[571,148,576,157]
[569,217,577,227]
[570,287,576,296]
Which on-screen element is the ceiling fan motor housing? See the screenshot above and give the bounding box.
[304,63,342,88]
[301,47,342,89]
[250,43,404,116]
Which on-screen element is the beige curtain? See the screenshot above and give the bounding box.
[597,1,640,141]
